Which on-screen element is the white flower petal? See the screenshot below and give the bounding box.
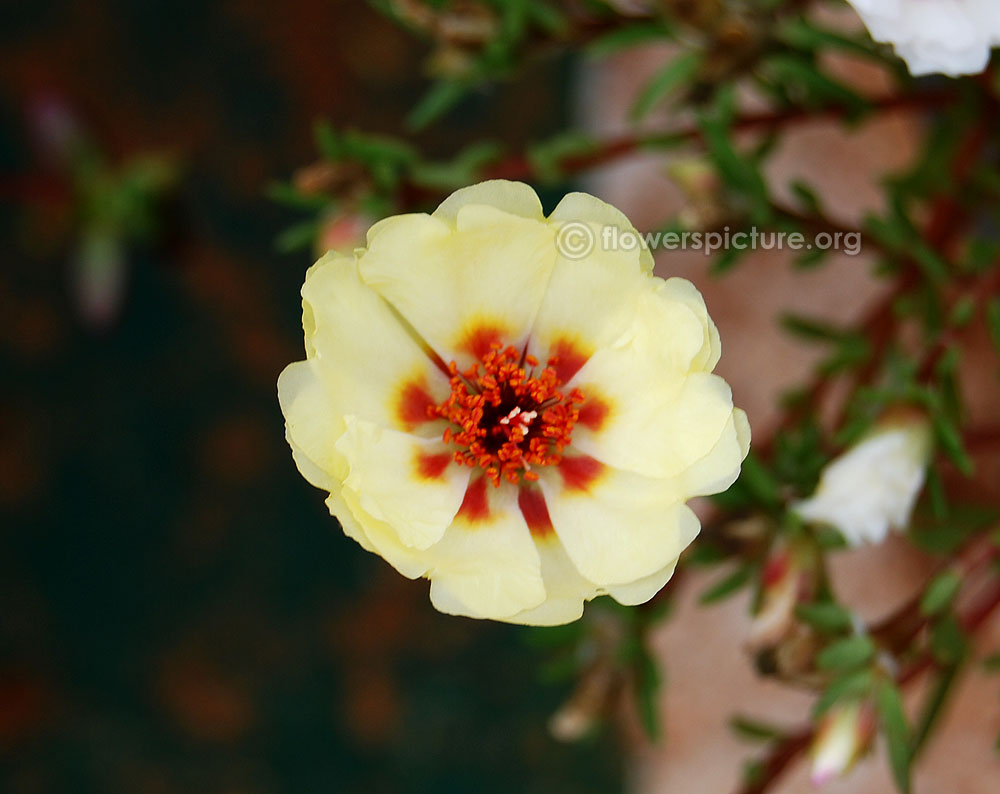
[847,0,999,77]
[792,420,932,546]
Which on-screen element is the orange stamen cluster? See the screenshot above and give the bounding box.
[431,343,585,486]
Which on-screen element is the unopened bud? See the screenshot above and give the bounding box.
[792,410,933,546]
[810,700,876,786]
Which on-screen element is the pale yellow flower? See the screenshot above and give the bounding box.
[278,180,750,624]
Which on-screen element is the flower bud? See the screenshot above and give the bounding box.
[746,543,816,652]
[809,700,877,786]
[792,411,933,547]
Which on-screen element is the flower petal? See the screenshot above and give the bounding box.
[278,359,348,485]
[526,238,652,378]
[540,464,700,587]
[677,408,751,497]
[335,416,470,550]
[427,481,546,619]
[657,277,721,372]
[571,351,737,481]
[359,206,557,366]
[549,191,655,273]
[301,252,449,436]
[605,559,680,606]
[432,179,544,225]
[501,534,600,626]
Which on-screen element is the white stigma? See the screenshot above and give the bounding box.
[499,407,537,427]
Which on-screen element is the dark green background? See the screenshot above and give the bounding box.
[0,2,620,791]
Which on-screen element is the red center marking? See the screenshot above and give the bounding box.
[430,342,586,486]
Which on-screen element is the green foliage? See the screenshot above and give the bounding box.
[795,602,853,634]
[816,636,876,672]
[270,2,1000,785]
[876,679,912,794]
[919,571,962,617]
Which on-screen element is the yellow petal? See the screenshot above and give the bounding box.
[301,252,449,436]
[432,179,544,224]
[339,487,432,579]
[335,416,470,550]
[658,277,721,372]
[427,481,546,619]
[359,206,557,367]
[278,360,348,484]
[549,191,655,273]
[539,463,700,586]
[501,534,600,626]
[677,408,751,497]
[527,236,653,372]
[572,354,735,480]
[605,559,680,606]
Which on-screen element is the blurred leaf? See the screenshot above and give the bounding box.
[796,602,853,633]
[764,54,869,117]
[912,665,959,756]
[931,410,974,476]
[699,565,752,604]
[635,640,662,741]
[630,51,701,120]
[780,314,853,344]
[275,220,318,253]
[876,679,912,794]
[983,653,1000,672]
[814,669,874,715]
[527,132,598,182]
[730,715,787,742]
[816,636,875,671]
[986,298,1000,353]
[779,17,886,62]
[525,0,566,34]
[266,181,332,210]
[588,21,671,57]
[789,180,823,216]
[699,106,770,223]
[737,453,782,509]
[930,614,967,666]
[408,80,469,130]
[919,571,961,617]
[314,120,342,160]
[948,295,976,327]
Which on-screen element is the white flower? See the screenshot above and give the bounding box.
[847,0,1000,77]
[792,415,933,546]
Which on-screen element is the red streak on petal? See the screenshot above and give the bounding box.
[518,486,555,539]
[578,397,610,431]
[762,552,790,588]
[415,451,452,481]
[457,477,490,522]
[396,377,436,430]
[558,455,604,493]
[547,338,591,384]
[460,323,509,361]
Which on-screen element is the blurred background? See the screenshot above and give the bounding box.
[0,2,623,792]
